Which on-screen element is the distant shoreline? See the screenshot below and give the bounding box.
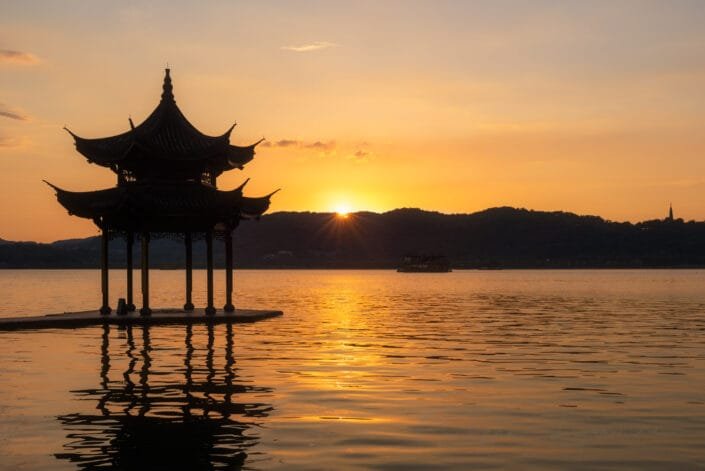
[3,207,704,270]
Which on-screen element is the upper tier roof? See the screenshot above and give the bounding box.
[65,69,262,175]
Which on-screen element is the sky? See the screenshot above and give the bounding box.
[1,0,705,242]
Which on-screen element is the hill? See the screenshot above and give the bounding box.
[1,207,704,269]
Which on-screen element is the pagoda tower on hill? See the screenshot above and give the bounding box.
[46,69,277,316]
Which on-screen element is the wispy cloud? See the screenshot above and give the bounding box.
[349,149,372,163]
[262,139,372,162]
[303,141,336,151]
[0,103,29,121]
[0,49,39,64]
[262,139,336,151]
[274,139,300,147]
[0,135,27,148]
[281,41,337,53]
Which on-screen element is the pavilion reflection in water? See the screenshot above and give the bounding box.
[55,324,273,470]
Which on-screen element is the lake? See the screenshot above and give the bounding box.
[0,269,704,470]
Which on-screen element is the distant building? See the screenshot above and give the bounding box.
[667,203,674,221]
[397,254,452,273]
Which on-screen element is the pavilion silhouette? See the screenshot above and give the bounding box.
[46,69,277,316]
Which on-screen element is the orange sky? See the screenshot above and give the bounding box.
[1,1,705,242]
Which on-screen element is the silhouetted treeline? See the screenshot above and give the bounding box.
[1,207,704,269]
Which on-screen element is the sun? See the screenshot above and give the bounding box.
[334,204,351,219]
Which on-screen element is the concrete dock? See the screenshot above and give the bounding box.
[0,308,283,331]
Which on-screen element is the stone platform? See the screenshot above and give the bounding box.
[0,308,283,331]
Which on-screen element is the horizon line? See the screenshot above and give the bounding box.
[2,205,690,245]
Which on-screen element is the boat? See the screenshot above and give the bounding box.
[397,255,452,273]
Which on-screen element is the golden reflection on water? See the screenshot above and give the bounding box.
[0,270,705,469]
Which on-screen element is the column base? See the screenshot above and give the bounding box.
[223,303,235,313]
[205,306,216,316]
[127,303,136,312]
[99,305,112,315]
[140,307,152,317]
[183,302,195,312]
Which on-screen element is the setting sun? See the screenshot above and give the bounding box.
[334,204,351,218]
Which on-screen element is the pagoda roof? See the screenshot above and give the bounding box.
[65,69,262,173]
[44,180,277,233]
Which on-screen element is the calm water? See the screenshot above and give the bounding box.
[0,269,704,470]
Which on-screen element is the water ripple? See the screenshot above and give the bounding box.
[0,269,704,469]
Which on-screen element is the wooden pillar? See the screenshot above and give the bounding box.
[205,230,216,315]
[140,232,152,316]
[224,229,234,312]
[100,229,111,315]
[184,232,194,311]
[126,232,135,311]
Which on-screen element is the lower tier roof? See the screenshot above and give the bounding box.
[45,181,276,233]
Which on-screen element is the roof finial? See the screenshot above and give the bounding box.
[162,67,174,101]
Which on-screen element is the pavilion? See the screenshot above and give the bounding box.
[46,69,277,317]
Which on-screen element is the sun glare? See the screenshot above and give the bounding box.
[335,204,351,219]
